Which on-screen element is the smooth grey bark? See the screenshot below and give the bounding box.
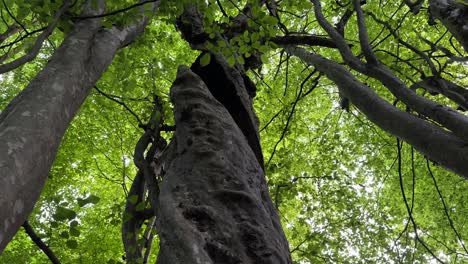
[429,0,468,52]
[0,0,158,252]
[287,46,468,179]
[311,0,468,145]
[156,66,291,264]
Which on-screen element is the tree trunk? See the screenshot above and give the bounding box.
[155,63,291,263]
[0,0,156,251]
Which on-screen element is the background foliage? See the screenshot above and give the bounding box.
[0,0,466,263]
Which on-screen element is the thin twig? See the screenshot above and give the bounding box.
[23,221,61,264]
[72,0,158,20]
[93,85,144,126]
[426,160,468,255]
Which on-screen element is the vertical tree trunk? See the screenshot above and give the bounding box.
[156,65,291,263]
[0,0,156,251]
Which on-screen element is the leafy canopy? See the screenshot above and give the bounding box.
[0,0,467,263]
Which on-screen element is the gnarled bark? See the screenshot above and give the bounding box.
[0,0,158,252]
[156,66,291,263]
[429,0,468,52]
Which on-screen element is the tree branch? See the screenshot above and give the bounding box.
[0,0,71,74]
[285,45,468,179]
[270,35,337,48]
[353,0,379,64]
[71,0,158,20]
[22,221,61,264]
[93,85,144,126]
[0,24,19,45]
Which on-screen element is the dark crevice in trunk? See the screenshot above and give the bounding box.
[156,66,291,264]
[191,54,264,170]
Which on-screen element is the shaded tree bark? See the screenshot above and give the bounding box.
[429,0,468,52]
[155,65,291,263]
[0,0,158,251]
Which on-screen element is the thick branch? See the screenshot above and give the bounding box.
[122,172,146,263]
[310,0,366,71]
[270,35,337,48]
[412,77,468,111]
[311,0,468,143]
[353,0,378,64]
[286,46,468,179]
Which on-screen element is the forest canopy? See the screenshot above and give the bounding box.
[0,0,467,263]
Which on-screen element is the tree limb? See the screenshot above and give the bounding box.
[22,221,61,264]
[0,0,71,74]
[0,24,20,45]
[285,45,468,179]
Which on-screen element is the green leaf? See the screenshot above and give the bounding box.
[123,212,134,223]
[86,195,100,204]
[66,240,78,249]
[264,16,278,25]
[53,207,76,221]
[216,40,226,48]
[78,194,100,207]
[227,56,236,67]
[60,231,69,239]
[200,53,211,67]
[135,202,146,212]
[69,227,81,237]
[77,198,86,207]
[70,220,79,228]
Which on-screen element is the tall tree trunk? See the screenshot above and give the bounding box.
[0,0,157,251]
[155,64,291,263]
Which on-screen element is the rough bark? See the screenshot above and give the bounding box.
[0,0,158,252]
[191,53,264,169]
[429,0,468,52]
[156,66,291,263]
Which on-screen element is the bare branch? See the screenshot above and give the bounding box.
[353,0,379,64]
[93,85,144,126]
[309,0,366,71]
[270,35,337,48]
[72,0,158,20]
[23,221,61,264]
[0,24,19,45]
[0,0,71,74]
[285,45,468,179]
